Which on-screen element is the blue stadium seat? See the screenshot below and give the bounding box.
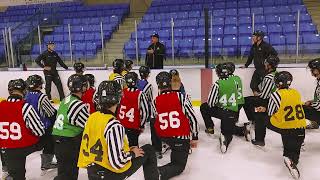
[183,28,196,38]
[286,34,302,44]
[213,26,224,35]
[238,1,250,8]
[189,11,200,18]
[158,29,170,39]
[226,9,237,16]
[239,35,252,46]
[302,34,320,44]
[223,35,237,47]
[212,9,225,17]
[266,15,280,24]
[224,26,237,35]
[255,15,265,24]
[270,34,286,45]
[239,25,253,35]
[255,24,268,34]
[239,16,251,24]
[238,8,251,16]
[300,23,317,33]
[251,7,264,15]
[268,24,282,34]
[225,17,237,25]
[280,14,295,23]
[212,17,224,25]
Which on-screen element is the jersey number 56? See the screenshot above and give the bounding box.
[158,111,181,130]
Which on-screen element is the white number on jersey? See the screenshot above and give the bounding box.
[119,105,135,122]
[0,122,22,140]
[53,114,64,130]
[219,93,237,106]
[158,111,181,130]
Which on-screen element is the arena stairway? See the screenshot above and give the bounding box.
[97,1,152,66]
[304,0,320,32]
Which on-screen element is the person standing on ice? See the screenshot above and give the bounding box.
[35,41,68,101]
[153,71,198,179]
[25,75,58,174]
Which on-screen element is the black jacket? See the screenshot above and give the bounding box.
[35,50,68,75]
[145,42,166,69]
[245,41,278,70]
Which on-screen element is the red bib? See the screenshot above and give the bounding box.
[0,100,39,148]
[154,92,190,137]
[117,89,141,130]
[82,87,96,114]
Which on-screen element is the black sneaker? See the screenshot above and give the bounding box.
[251,140,265,147]
[284,156,300,179]
[205,128,214,135]
[219,134,228,153]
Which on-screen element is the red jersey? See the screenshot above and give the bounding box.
[0,100,39,148]
[82,87,96,114]
[154,92,190,137]
[117,89,141,130]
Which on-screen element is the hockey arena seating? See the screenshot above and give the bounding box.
[124,0,320,59]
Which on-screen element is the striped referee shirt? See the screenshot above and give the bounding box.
[258,72,276,100]
[29,91,56,118]
[152,91,199,140]
[103,111,133,171]
[127,88,150,128]
[267,91,281,116]
[207,81,220,108]
[140,80,153,102]
[312,79,320,111]
[66,95,90,128]
[7,95,45,136]
[110,73,126,89]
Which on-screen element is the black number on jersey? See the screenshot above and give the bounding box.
[82,134,103,162]
[284,105,305,121]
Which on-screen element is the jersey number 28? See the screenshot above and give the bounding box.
[284,105,305,121]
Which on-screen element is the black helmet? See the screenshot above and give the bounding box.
[139,66,150,79]
[73,62,85,74]
[169,69,179,76]
[253,30,265,38]
[8,79,27,94]
[67,74,88,93]
[125,60,133,70]
[84,74,95,87]
[46,41,55,46]
[97,80,122,108]
[224,62,236,75]
[215,63,229,79]
[113,59,124,72]
[308,58,320,70]
[274,71,293,89]
[265,55,280,69]
[124,72,138,88]
[26,75,44,90]
[156,71,172,89]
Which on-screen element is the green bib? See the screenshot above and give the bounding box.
[229,75,244,105]
[52,95,84,137]
[217,78,239,112]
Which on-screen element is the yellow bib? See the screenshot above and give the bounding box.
[270,89,306,129]
[109,72,122,81]
[121,70,128,76]
[78,112,132,173]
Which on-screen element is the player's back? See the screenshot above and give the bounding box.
[216,77,239,112]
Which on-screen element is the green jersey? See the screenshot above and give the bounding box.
[229,75,244,105]
[217,77,239,112]
[52,95,84,137]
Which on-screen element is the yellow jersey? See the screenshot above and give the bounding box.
[270,89,306,129]
[109,72,127,89]
[121,70,128,76]
[78,112,132,173]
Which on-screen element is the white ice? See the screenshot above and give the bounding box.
[2,108,320,180]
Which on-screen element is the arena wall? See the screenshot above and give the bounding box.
[0,67,316,105]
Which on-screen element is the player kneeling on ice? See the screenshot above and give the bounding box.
[200,63,250,142]
[82,74,97,114]
[303,58,320,129]
[256,71,306,179]
[117,72,150,147]
[78,81,159,180]
[153,72,199,179]
[201,64,249,153]
[52,74,90,180]
[0,79,45,180]
[25,75,58,173]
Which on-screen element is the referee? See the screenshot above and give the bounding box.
[35,41,68,101]
[241,31,278,94]
[0,79,45,180]
[243,55,280,147]
[52,74,90,180]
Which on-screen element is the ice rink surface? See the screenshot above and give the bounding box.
[2,108,320,180]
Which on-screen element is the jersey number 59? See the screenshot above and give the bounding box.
[0,122,22,140]
[158,111,181,130]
